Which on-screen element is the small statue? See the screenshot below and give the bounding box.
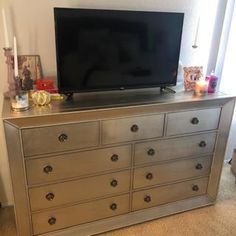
[22,65,34,90]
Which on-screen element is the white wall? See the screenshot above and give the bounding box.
[0,0,218,206]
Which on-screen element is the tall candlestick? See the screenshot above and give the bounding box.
[13,36,19,77]
[2,8,10,48]
[192,17,200,48]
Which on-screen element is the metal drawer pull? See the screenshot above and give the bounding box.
[147,148,155,156]
[144,195,152,203]
[58,133,68,142]
[195,163,203,170]
[146,173,153,180]
[192,185,199,192]
[110,179,118,187]
[43,165,53,174]
[110,203,117,211]
[131,124,139,132]
[191,117,199,125]
[48,217,56,225]
[46,192,55,201]
[111,154,119,162]
[199,141,207,147]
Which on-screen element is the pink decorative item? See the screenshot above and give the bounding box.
[205,72,218,93]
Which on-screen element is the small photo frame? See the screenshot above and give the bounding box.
[17,55,43,91]
[183,66,203,91]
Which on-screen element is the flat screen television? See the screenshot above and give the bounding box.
[54,8,184,94]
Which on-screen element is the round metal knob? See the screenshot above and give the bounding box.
[199,141,207,148]
[192,185,199,192]
[48,217,56,225]
[146,173,153,180]
[46,192,55,201]
[191,117,199,125]
[58,133,68,142]
[110,203,117,211]
[43,165,53,174]
[131,124,139,133]
[147,148,155,156]
[111,154,119,162]
[110,179,118,187]
[144,195,152,203]
[195,163,203,170]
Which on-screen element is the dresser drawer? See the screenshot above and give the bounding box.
[134,132,217,166]
[29,170,130,211]
[22,121,99,156]
[132,177,208,211]
[26,145,131,185]
[166,108,221,136]
[102,114,164,145]
[133,156,212,189]
[32,194,129,235]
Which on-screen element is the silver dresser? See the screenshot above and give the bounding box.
[3,90,235,236]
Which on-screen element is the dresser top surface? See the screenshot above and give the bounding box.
[2,87,235,127]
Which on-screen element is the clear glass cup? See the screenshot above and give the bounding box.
[10,90,29,111]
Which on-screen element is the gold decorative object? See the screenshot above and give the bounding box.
[32,90,51,106]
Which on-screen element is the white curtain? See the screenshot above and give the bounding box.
[216,0,236,161]
[218,1,236,93]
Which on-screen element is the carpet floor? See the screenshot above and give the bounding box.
[0,164,236,236]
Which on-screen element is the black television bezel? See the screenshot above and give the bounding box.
[54,8,184,94]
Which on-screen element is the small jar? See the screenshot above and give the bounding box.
[206,71,218,93]
[10,90,29,111]
[194,80,208,96]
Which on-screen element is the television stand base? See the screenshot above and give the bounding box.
[65,93,74,101]
[160,86,176,94]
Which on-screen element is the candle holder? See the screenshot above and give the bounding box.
[3,47,15,98]
[3,48,29,111]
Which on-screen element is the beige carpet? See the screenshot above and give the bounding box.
[0,164,236,236]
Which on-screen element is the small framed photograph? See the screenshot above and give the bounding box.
[183,66,203,91]
[17,55,43,90]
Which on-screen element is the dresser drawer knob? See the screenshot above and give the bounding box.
[195,163,203,170]
[48,217,56,225]
[111,154,119,162]
[110,203,117,211]
[144,195,152,203]
[199,141,207,148]
[43,165,53,174]
[131,124,139,132]
[146,173,153,180]
[46,192,55,201]
[192,185,199,192]
[110,179,118,187]
[147,148,155,156]
[191,117,199,125]
[58,133,68,142]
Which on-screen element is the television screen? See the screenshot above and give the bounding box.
[54,8,184,93]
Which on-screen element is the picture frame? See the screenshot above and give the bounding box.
[183,66,203,91]
[17,55,43,90]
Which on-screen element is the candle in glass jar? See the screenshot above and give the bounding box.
[195,80,208,95]
[205,72,218,93]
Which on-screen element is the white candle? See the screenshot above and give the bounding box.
[13,36,19,77]
[193,17,200,47]
[2,8,10,48]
